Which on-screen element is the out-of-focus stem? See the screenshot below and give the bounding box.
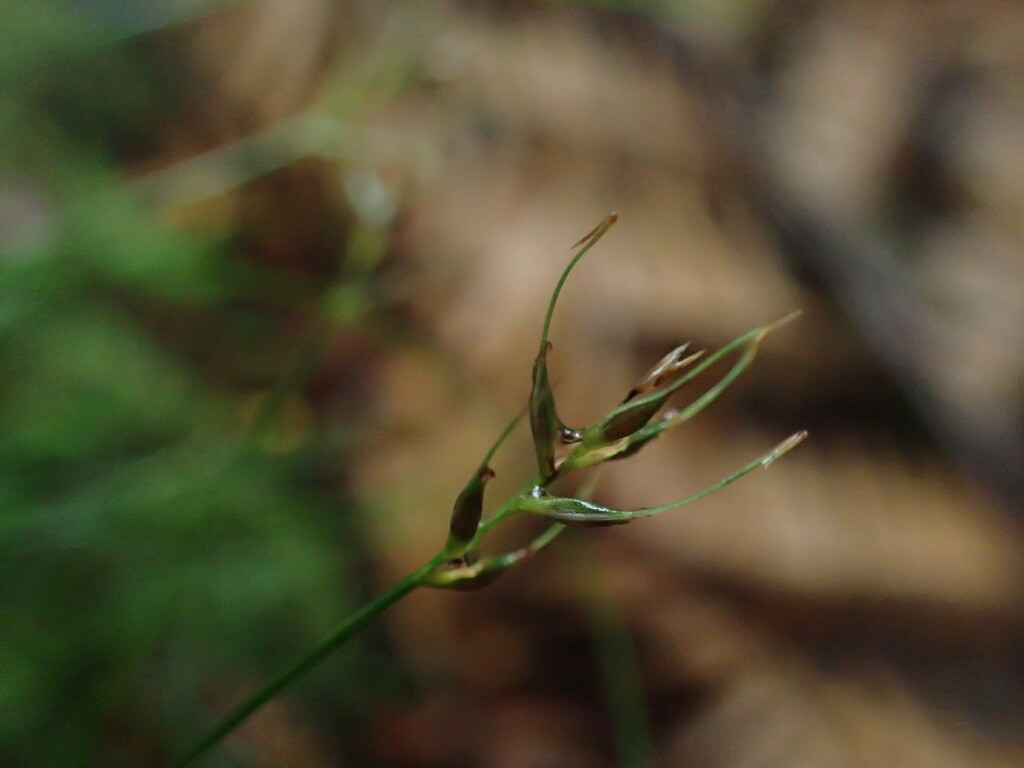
[171,551,447,767]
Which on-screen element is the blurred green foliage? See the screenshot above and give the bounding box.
[0,4,383,766]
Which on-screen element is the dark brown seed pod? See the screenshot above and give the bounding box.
[447,465,495,547]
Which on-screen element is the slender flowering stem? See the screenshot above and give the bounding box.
[171,552,447,767]
[170,215,804,765]
[540,213,617,346]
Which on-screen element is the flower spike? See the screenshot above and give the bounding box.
[594,347,706,442]
[171,214,805,768]
[622,343,704,402]
[554,309,801,476]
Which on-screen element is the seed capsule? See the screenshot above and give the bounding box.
[446,465,495,548]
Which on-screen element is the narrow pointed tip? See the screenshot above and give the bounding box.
[571,212,619,248]
[761,430,809,467]
[764,308,803,332]
[678,349,706,367]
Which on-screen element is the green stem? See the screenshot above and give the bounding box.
[540,213,617,346]
[171,552,447,767]
[476,479,539,537]
[518,431,808,524]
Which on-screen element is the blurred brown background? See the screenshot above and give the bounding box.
[5,0,1024,766]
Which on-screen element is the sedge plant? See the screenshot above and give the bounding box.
[173,213,806,766]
